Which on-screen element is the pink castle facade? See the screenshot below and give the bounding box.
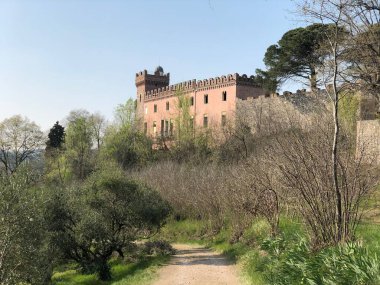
[136,66,268,138]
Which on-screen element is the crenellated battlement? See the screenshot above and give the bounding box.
[143,72,261,101]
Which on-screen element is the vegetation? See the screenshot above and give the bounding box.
[256,24,333,91]
[52,253,170,285]
[1,1,379,284]
[46,164,170,280]
[0,115,44,175]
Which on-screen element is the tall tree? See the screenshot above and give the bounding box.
[102,101,152,169]
[114,99,137,128]
[299,0,379,243]
[258,24,332,90]
[89,112,106,150]
[65,110,94,180]
[0,115,44,174]
[45,121,67,185]
[46,121,65,150]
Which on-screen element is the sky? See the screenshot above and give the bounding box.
[0,0,304,131]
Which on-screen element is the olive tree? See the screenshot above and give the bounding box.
[0,169,51,284]
[46,164,170,280]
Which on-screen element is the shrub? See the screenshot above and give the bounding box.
[45,165,171,281]
[260,236,380,285]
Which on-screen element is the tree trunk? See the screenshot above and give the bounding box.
[331,44,343,243]
[310,67,318,92]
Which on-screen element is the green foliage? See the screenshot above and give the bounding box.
[174,91,193,145]
[259,24,332,89]
[101,99,153,169]
[46,165,170,281]
[102,125,152,169]
[169,90,213,163]
[65,110,95,180]
[260,236,380,285]
[114,98,136,127]
[0,169,52,284]
[52,255,170,285]
[47,121,65,149]
[255,69,279,93]
[339,92,360,133]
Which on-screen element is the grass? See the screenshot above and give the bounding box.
[52,255,170,285]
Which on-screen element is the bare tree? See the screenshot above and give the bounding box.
[299,0,379,243]
[0,115,44,175]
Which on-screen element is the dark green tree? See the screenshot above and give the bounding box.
[258,24,331,90]
[46,121,65,149]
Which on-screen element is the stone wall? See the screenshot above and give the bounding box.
[356,120,380,164]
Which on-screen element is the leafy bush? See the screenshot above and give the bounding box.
[259,237,380,285]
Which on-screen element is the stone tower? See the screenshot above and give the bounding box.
[135,66,170,121]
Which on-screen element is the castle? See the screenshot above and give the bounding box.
[136,66,268,137]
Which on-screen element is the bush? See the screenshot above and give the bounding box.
[260,236,380,285]
[46,165,171,281]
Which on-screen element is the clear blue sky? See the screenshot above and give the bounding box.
[0,0,303,131]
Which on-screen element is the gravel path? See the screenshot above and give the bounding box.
[151,243,242,285]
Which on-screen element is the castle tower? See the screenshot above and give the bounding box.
[135,66,170,121]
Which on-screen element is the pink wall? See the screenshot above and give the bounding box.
[142,85,237,136]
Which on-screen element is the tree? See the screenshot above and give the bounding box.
[102,125,152,169]
[169,90,212,163]
[258,24,332,90]
[46,165,170,280]
[65,110,95,180]
[0,169,52,284]
[46,121,65,150]
[340,1,380,113]
[114,99,137,128]
[45,121,67,185]
[102,100,152,169]
[298,0,379,244]
[0,115,44,175]
[89,112,106,150]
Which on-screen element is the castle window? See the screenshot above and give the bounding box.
[166,101,169,110]
[154,104,157,113]
[221,112,227,127]
[190,96,194,106]
[144,122,147,134]
[222,91,227,101]
[204,94,208,104]
[203,114,208,128]
[153,121,157,135]
[165,120,169,136]
[139,94,142,102]
[161,120,164,136]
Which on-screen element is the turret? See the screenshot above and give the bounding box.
[135,67,170,121]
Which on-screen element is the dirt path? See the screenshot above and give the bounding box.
[151,243,242,285]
